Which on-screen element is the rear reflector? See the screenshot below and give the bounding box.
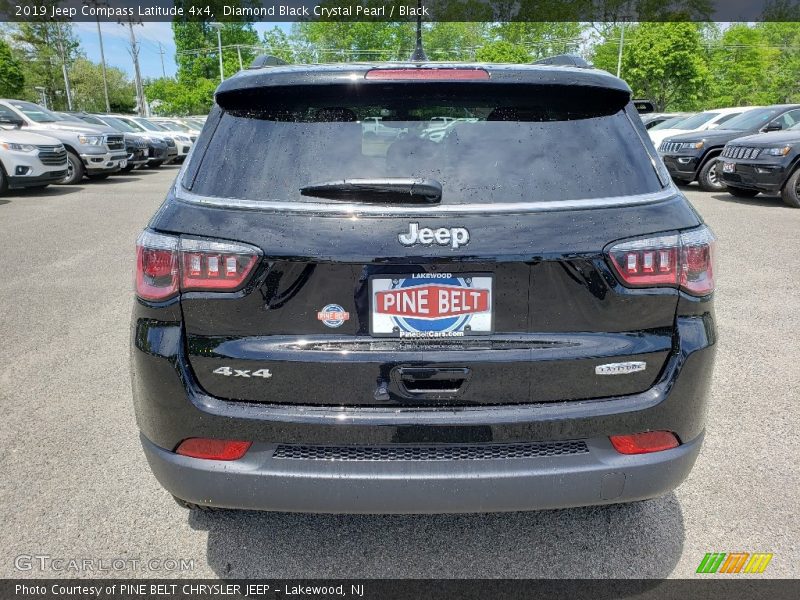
[135,231,262,301]
[607,226,715,296]
[365,68,490,81]
[175,438,252,461]
[610,431,680,455]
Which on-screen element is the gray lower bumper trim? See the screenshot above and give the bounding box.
[141,432,703,514]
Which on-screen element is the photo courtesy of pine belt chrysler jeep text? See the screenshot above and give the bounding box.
[131,58,717,513]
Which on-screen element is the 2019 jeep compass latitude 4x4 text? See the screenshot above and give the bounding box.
[131,61,717,513]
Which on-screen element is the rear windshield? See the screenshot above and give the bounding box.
[187,84,662,204]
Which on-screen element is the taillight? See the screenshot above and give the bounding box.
[179,237,260,291]
[365,68,490,81]
[135,231,261,301]
[607,226,715,296]
[135,231,178,301]
[175,438,252,461]
[610,431,680,455]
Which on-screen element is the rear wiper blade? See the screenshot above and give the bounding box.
[300,178,442,203]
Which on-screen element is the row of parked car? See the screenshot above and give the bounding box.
[0,98,205,195]
[645,104,800,208]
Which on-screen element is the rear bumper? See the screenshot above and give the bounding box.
[132,303,716,513]
[141,431,703,514]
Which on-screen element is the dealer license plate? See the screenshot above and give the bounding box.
[370,273,493,338]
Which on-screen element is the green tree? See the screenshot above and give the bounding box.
[423,22,488,60]
[10,22,81,109]
[144,77,217,115]
[475,40,531,63]
[69,59,135,113]
[756,21,800,103]
[592,22,711,111]
[294,21,415,62]
[708,24,779,107]
[0,37,24,97]
[173,20,259,82]
[261,26,301,63]
[492,22,585,59]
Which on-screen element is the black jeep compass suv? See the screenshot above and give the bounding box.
[131,60,717,513]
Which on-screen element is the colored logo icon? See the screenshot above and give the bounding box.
[696,553,773,574]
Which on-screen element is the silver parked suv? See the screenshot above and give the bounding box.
[0,100,127,184]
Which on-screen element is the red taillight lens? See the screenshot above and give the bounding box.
[607,226,715,296]
[135,231,178,301]
[179,237,260,291]
[175,438,252,461]
[610,431,680,455]
[135,231,261,301]
[365,68,490,81]
[678,228,716,296]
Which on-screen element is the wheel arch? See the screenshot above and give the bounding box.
[696,146,725,174]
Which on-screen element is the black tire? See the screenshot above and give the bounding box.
[726,186,759,198]
[172,495,219,511]
[86,172,110,180]
[59,151,84,185]
[781,168,800,208]
[672,177,693,186]
[148,160,164,169]
[121,164,135,173]
[697,158,726,192]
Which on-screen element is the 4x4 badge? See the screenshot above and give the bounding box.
[398,223,470,249]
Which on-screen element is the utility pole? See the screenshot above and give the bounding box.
[97,20,110,111]
[616,18,628,79]
[209,23,224,82]
[120,18,145,116]
[410,0,427,61]
[84,0,111,112]
[54,23,73,110]
[236,45,243,71]
[158,42,166,77]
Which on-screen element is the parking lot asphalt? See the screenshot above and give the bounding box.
[0,167,797,579]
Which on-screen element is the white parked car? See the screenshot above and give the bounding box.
[128,117,193,162]
[649,106,759,147]
[0,114,69,194]
[0,99,127,183]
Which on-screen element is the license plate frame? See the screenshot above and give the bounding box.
[369,273,494,338]
[722,161,735,173]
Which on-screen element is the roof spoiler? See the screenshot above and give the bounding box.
[249,55,289,69]
[633,99,656,113]
[532,54,592,68]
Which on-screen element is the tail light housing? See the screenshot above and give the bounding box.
[607,226,715,296]
[135,230,261,301]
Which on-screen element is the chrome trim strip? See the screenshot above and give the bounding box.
[173,185,677,216]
